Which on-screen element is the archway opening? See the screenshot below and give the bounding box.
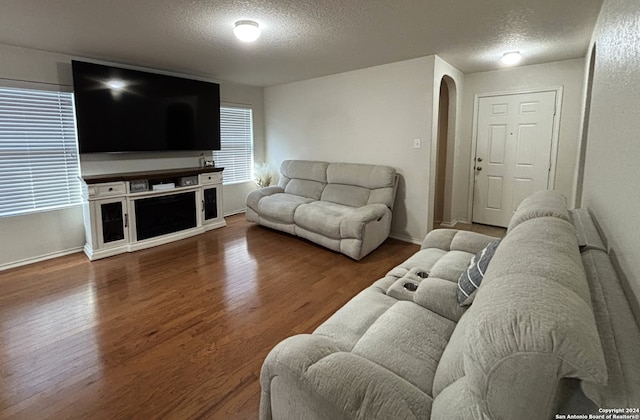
[433,76,457,228]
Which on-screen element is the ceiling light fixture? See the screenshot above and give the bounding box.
[234,20,261,42]
[501,51,522,65]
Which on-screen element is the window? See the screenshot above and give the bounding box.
[0,85,81,217]
[214,106,254,184]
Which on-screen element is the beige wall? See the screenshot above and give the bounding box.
[581,0,640,312]
[0,43,264,269]
[264,56,436,243]
[454,59,586,223]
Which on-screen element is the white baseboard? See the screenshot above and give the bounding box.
[0,247,84,272]
[389,234,422,245]
[437,219,471,228]
[224,208,246,217]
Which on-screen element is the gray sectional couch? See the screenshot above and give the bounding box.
[246,160,398,260]
[259,191,640,419]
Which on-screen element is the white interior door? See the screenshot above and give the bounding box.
[472,90,557,227]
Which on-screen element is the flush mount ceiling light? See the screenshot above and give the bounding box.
[234,20,261,42]
[501,51,522,65]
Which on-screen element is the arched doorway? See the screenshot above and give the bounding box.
[432,76,457,228]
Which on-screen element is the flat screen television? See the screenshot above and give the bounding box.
[71,60,221,153]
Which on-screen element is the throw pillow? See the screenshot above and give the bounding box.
[457,239,501,306]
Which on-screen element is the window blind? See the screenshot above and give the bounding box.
[0,86,82,217]
[214,106,254,184]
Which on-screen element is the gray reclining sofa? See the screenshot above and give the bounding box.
[246,160,398,260]
[259,191,640,419]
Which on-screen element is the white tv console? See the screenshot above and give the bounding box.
[81,167,225,261]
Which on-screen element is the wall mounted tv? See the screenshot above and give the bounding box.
[71,60,221,153]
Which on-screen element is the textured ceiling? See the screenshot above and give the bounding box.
[0,0,603,87]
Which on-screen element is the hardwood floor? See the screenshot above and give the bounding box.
[0,215,419,419]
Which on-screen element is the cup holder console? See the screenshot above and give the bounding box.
[403,282,418,292]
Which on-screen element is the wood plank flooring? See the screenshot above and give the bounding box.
[0,215,419,419]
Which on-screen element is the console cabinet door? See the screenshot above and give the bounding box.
[202,186,223,226]
[95,197,129,249]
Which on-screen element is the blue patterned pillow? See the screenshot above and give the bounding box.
[457,239,501,306]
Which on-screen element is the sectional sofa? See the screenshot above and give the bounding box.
[246,160,398,260]
[259,191,640,419]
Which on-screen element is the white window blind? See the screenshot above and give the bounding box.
[214,106,254,184]
[0,86,81,217]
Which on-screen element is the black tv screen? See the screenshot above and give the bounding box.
[71,60,220,153]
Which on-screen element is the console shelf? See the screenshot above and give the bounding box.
[81,167,225,261]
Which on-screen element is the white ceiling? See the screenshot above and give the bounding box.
[0,0,603,87]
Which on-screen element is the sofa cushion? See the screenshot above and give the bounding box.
[321,184,371,208]
[278,160,329,199]
[457,239,501,306]
[284,178,326,200]
[326,162,397,208]
[326,162,395,189]
[257,193,313,224]
[280,160,329,183]
[421,229,497,255]
[428,251,475,283]
[314,287,398,352]
[352,301,456,395]
[294,201,355,239]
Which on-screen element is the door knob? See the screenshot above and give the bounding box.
[477,157,483,162]
[477,166,483,171]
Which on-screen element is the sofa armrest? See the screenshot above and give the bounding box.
[260,334,431,420]
[246,186,285,212]
[340,204,389,239]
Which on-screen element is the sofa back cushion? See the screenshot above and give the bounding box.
[507,190,571,232]
[432,213,608,419]
[279,160,329,200]
[322,163,396,208]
